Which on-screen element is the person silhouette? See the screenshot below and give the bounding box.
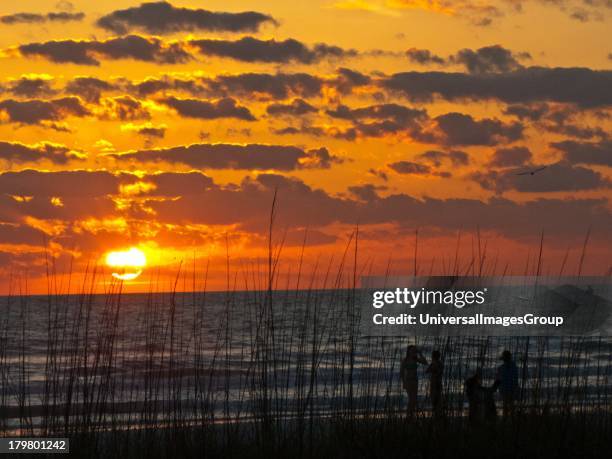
[426,350,444,416]
[401,345,428,417]
[496,350,519,417]
[465,369,500,423]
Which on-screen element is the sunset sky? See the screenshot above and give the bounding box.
[0,1,610,293]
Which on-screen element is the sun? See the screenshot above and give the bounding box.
[105,247,147,281]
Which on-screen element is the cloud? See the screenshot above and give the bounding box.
[327,102,427,122]
[0,194,117,224]
[109,143,342,170]
[0,172,217,232]
[388,160,452,178]
[388,160,432,174]
[551,139,612,167]
[17,35,192,66]
[161,96,255,121]
[322,103,522,146]
[368,168,389,181]
[146,172,612,239]
[356,0,611,24]
[190,37,356,63]
[421,112,524,146]
[100,96,151,121]
[504,102,609,140]
[0,223,48,246]
[488,146,532,168]
[96,1,275,35]
[266,98,317,116]
[348,183,391,202]
[334,67,372,94]
[407,45,529,73]
[505,103,572,125]
[0,169,125,197]
[326,102,428,137]
[416,150,469,167]
[9,75,56,98]
[532,1,610,22]
[0,96,89,129]
[382,67,612,107]
[0,141,84,164]
[471,162,611,193]
[304,147,344,169]
[1,170,610,246]
[0,11,84,25]
[503,103,550,121]
[0,170,139,224]
[226,127,252,137]
[121,122,167,139]
[271,123,335,138]
[569,8,596,22]
[127,75,208,97]
[148,173,352,230]
[206,72,325,100]
[140,172,214,196]
[107,69,357,101]
[65,77,116,103]
[406,48,446,65]
[544,123,608,140]
[386,151,467,179]
[450,45,529,73]
[0,251,53,272]
[389,0,503,25]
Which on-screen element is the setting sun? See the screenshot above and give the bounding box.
[105,247,147,281]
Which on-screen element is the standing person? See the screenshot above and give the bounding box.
[426,350,444,416]
[496,350,519,417]
[401,345,428,417]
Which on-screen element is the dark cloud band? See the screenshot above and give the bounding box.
[18,35,192,66]
[0,11,84,25]
[383,67,612,107]
[96,1,276,35]
[109,143,342,171]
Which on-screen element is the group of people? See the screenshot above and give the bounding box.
[400,345,519,421]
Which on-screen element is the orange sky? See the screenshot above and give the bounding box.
[0,1,610,293]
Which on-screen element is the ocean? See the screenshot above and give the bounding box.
[1,289,611,433]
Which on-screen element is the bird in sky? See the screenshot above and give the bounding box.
[515,166,548,176]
